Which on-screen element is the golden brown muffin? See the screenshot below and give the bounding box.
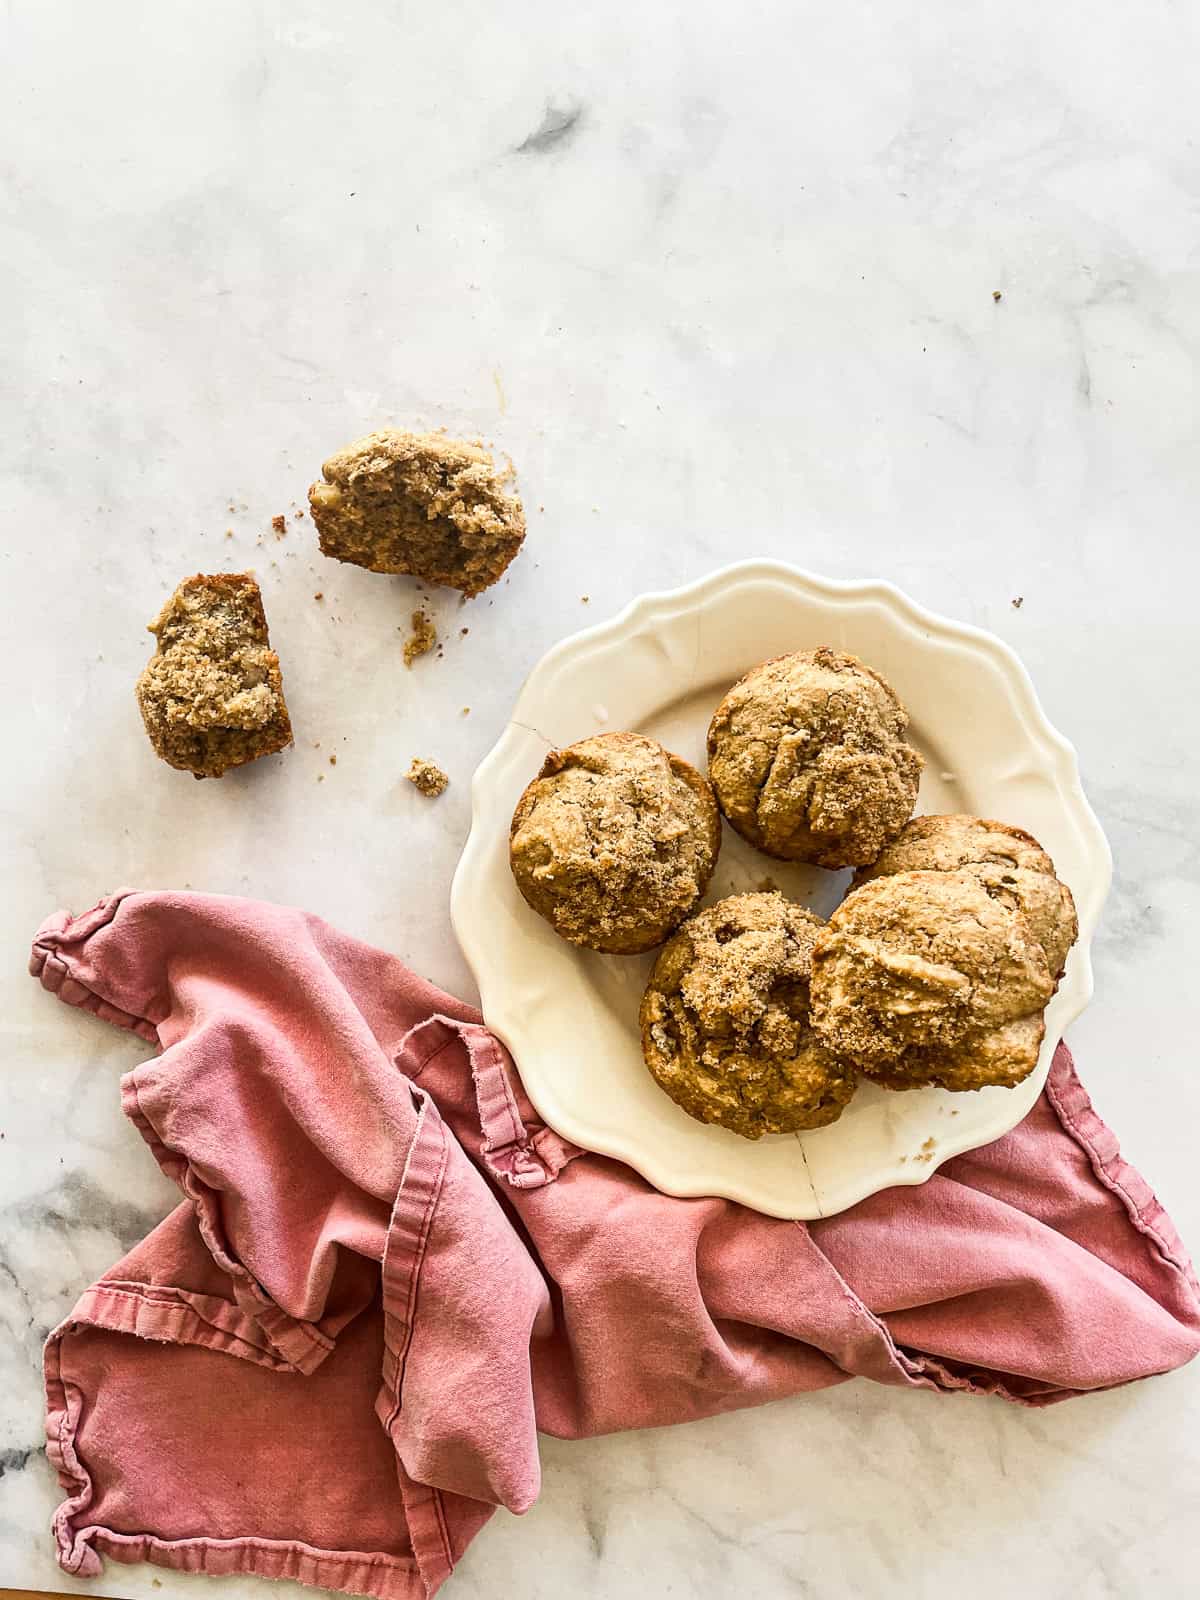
[810,870,1055,1092]
[853,813,1078,981]
[509,732,720,954]
[640,893,857,1138]
[706,648,923,868]
[135,573,293,780]
[308,429,525,597]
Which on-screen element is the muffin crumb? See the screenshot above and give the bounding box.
[408,757,449,797]
[272,515,287,536]
[403,609,437,667]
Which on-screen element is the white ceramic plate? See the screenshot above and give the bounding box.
[451,561,1110,1219]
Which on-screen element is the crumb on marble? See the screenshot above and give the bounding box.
[993,289,1003,302]
[407,757,449,798]
[329,754,337,766]
[272,515,287,536]
[1012,596,1023,609]
[581,595,589,603]
[403,608,437,668]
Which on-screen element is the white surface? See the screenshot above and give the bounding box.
[454,561,1110,1217]
[2,1,1199,1597]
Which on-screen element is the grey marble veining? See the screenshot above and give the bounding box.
[2,0,1199,1595]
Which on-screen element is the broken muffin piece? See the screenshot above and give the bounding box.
[308,429,525,598]
[135,573,293,779]
[407,757,449,797]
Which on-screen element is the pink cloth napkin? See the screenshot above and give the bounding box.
[31,890,1200,1600]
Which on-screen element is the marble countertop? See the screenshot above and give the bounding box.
[3,1,1199,1596]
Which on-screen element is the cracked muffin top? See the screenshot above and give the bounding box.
[308,429,525,597]
[508,732,720,954]
[639,892,856,1138]
[706,648,923,868]
[809,868,1056,1092]
[852,813,1078,981]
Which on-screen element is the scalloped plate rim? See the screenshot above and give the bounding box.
[451,559,1111,1218]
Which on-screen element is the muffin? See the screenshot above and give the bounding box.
[810,869,1056,1092]
[853,813,1078,981]
[639,893,856,1138]
[706,648,922,868]
[135,573,293,779]
[509,733,721,954]
[308,429,525,597]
